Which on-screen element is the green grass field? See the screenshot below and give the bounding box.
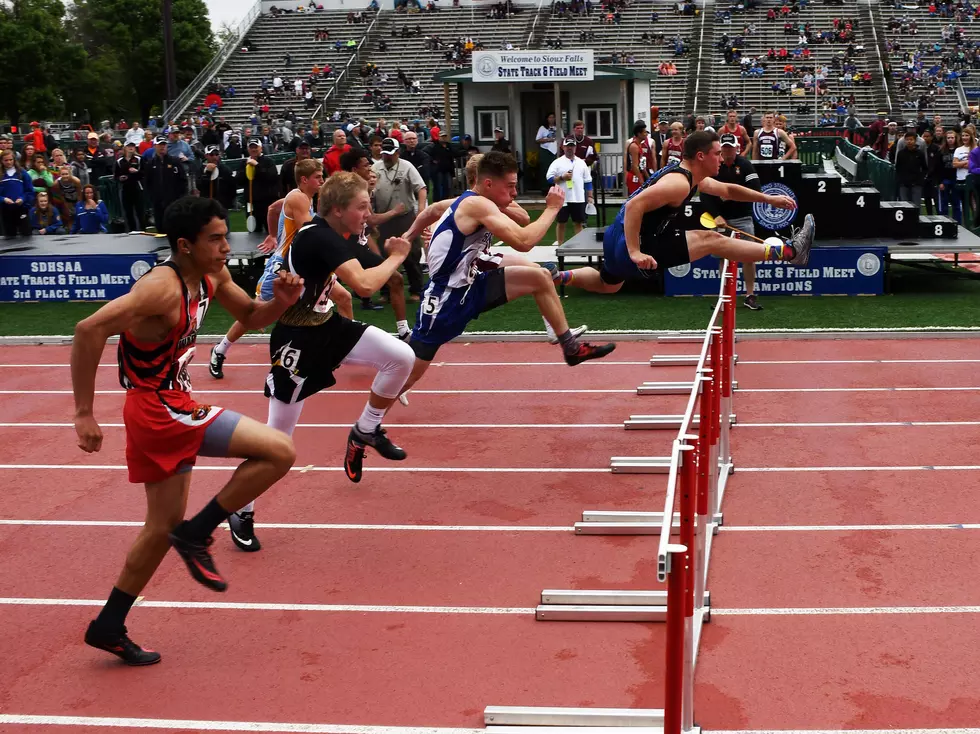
[2,206,978,336]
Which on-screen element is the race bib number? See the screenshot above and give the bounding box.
[761,144,774,158]
[313,275,336,314]
[273,343,302,372]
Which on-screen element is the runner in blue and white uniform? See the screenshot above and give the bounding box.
[392,151,616,397]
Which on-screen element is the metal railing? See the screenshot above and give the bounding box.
[321,11,382,111]
[864,0,893,114]
[658,260,737,734]
[164,0,264,122]
[525,0,549,49]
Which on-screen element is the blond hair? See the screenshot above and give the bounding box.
[317,171,368,217]
[465,153,484,188]
[295,157,323,184]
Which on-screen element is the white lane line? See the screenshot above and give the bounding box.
[722,730,980,734]
[741,387,980,393]
[3,597,978,618]
[0,361,654,368]
[720,524,980,532]
[6,519,980,533]
[738,421,980,428]
[1,358,979,367]
[0,389,637,396]
[0,519,574,532]
[0,714,485,733]
[0,597,534,615]
[714,606,980,616]
[740,465,980,473]
[0,422,622,429]
[0,464,609,473]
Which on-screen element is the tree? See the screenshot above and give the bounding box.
[72,0,216,124]
[0,0,87,126]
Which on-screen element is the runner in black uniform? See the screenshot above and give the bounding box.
[545,131,815,295]
[264,172,417,483]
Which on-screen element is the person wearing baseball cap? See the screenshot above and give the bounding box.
[371,136,427,301]
[246,137,281,233]
[544,137,594,245]
[145,134,185,233]
[196,145,235,210]
[115,139,146,231]
[702,132,764,310]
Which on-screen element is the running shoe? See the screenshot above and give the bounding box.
[547,323,589,345]
[564,342,617,366]
[208,346,225,379]
[168,525,228,592]
[744,294,763,311]
[228,511,261,552]
[344,424,407,483]
[789,213,816,266]
[397,331,411,342]
[542,262,560,280]
[84,621,161,666]
[361,298,384,311]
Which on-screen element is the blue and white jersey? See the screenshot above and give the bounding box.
[425,191,496,290]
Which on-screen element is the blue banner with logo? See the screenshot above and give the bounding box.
[665,247,887,296]
[0,254,155,302]
[964,88,980,99]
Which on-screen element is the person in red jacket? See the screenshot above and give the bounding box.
[23,122,48,155]
[323,127,351,176]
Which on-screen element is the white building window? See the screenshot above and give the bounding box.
[476,109,509,143]
[581,107,615,140]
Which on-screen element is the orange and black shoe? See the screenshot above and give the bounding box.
[84,621,161,666]
[564,342,617,366]
[345,424,406,483]
[168,524,228,592]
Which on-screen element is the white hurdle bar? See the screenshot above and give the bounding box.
[623,414,736,430]
[637,380,736,395]
[484,706,665,729]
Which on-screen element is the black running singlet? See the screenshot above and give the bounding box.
[634,164,697,242]
[757,129,780,160]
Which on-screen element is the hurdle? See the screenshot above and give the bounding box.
[483,262,738,733]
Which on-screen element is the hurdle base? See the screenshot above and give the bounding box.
[636,380,737,395]
[535,590,710,622]
[484,705,665,727]
[624,414,735,430]
[487,728,665,734]
[609,456,671,473]
[577,510,724,536]
[649,354,737,366]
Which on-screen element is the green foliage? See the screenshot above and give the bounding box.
[68,0,217,122]
[0,0,84,124]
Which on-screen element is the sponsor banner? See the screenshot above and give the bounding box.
[471,50,594,83]
[963,88,980,99]
[665,247,886,296]
[0,254,155,302]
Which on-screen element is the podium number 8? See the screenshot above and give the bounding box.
[935,225,944,236]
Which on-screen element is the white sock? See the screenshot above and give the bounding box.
[396,319,410,336]
[214,336,233,356]
[543,316,556,340]
[356,403,386,434]
[239,501,254,514]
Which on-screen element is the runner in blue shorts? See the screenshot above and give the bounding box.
[545,131,815,294]
[392,152,616,397]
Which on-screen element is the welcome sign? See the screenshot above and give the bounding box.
[471,50,595,83]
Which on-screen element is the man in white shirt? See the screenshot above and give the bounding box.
[125,124,146,146]
[545,137,593,243]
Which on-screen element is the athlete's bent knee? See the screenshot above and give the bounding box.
[266,431,296,475]
[372,337,415,399]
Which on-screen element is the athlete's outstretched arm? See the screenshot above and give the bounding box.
[403,199,452,242]
[458,186,565,252]
[502,200,531,226]
[71,270,182,453]
[699,177,796,208]
[211,266,305,330]
[335,237,410,296]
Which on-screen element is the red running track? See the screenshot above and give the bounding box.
[2,338,980,731]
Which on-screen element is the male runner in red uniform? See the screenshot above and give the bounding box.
[71,196,304,666]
